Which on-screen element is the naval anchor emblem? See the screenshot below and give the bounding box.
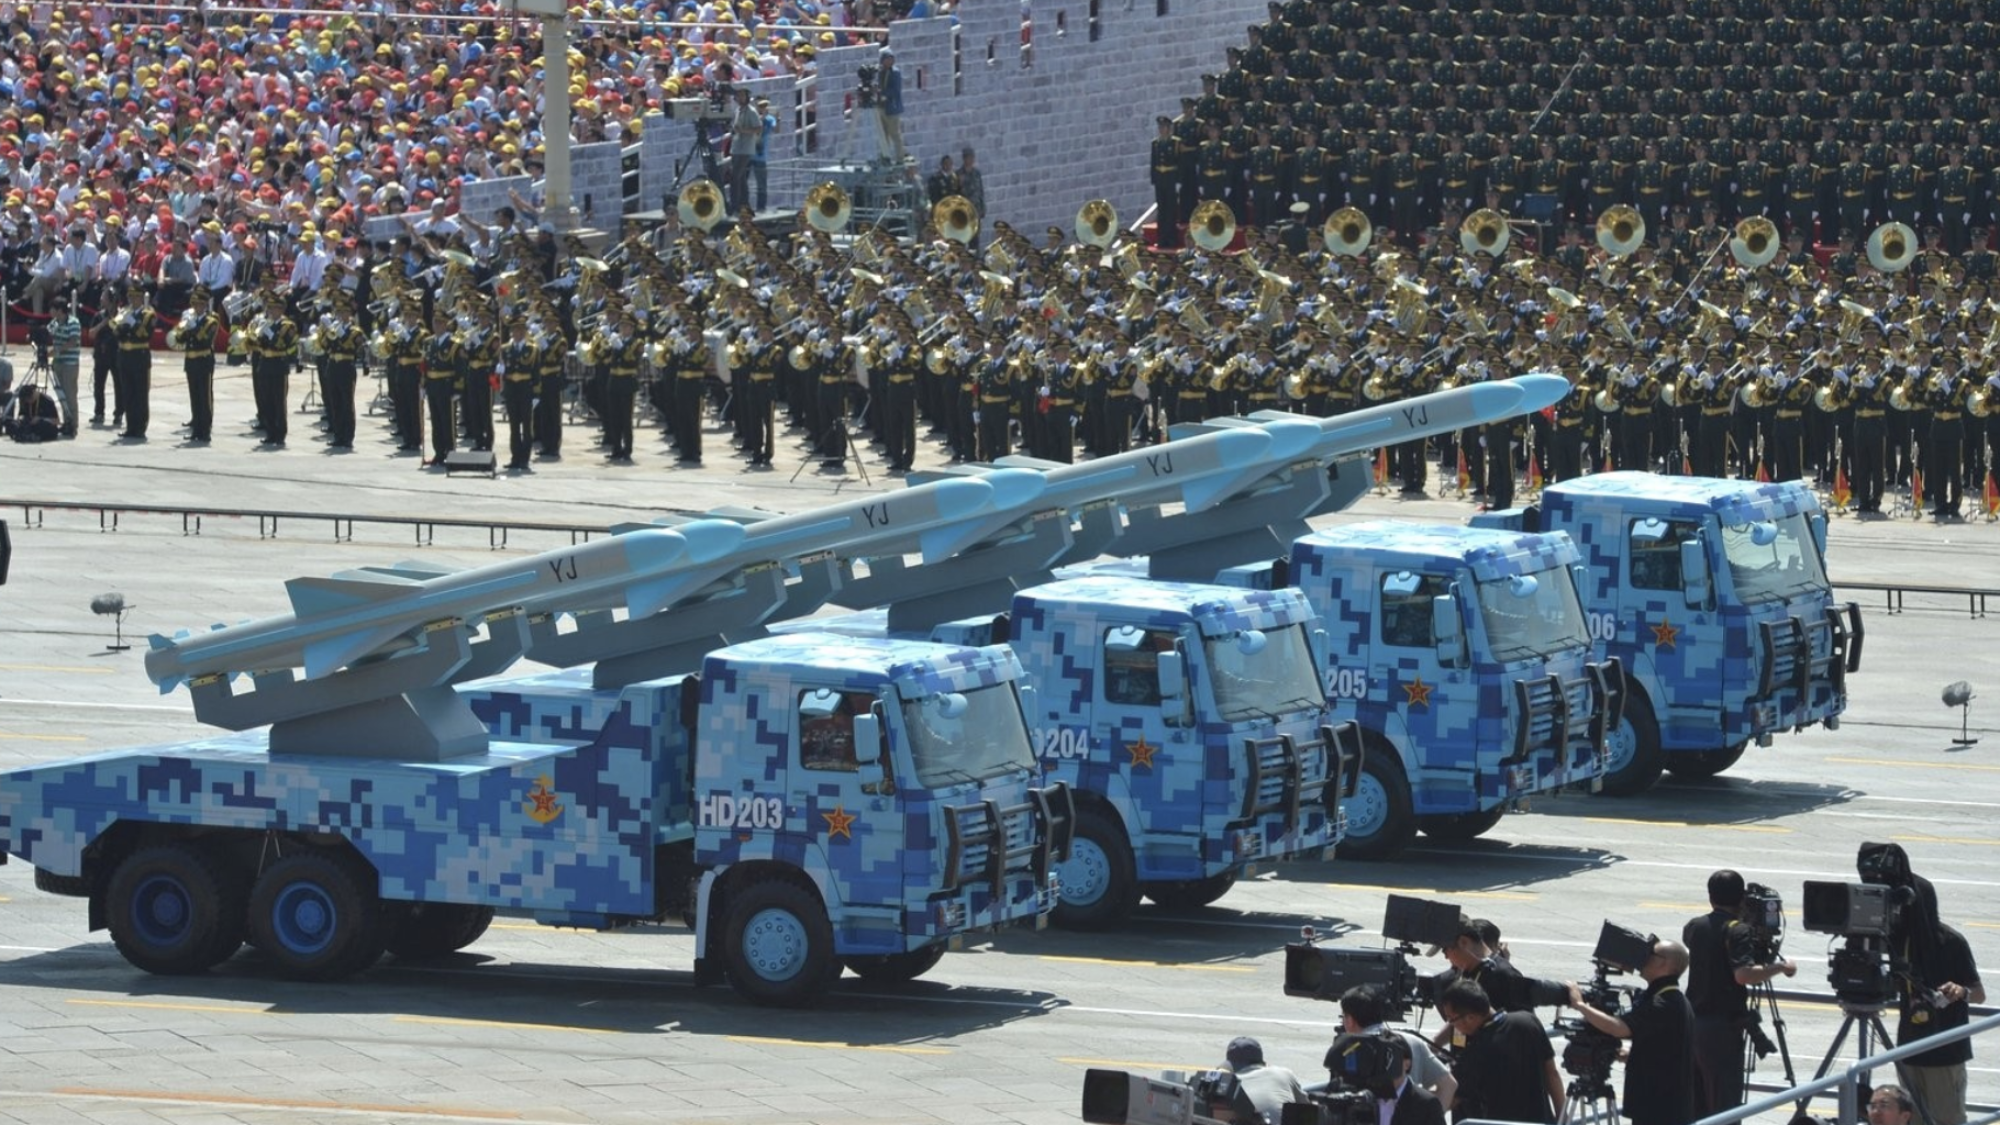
[525,775,564,825]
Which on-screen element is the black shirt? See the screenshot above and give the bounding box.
[1683,909,1755,1018]
[1621,977,1698,1125]
[1899,924,1982,1066]
[1452,1011,1556,1124]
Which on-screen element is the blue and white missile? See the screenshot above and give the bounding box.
[143,521,749,691]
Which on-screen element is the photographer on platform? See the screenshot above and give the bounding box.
[1221,1036,1309,1124]
[1685,870,1797,1118]
[1439,978,1564,1125]
[1565,941,1697,1125]
[1340,984,1458,1106]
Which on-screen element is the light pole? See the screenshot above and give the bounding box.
[515,0,577,232]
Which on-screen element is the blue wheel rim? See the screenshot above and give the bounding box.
[1605,714,1638,774]
[1055,837,1110,908]
[131,873,194,948]
[1346,772,1389,840]
[271,881,338,956]
[741,906,810,982]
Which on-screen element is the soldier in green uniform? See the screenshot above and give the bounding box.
[1783,146,1818,244]
[1588,142,1624,222]
[1294,127,1330,223]
[1635,142,1673,233]
[109,286,161,441]
[1684,142,1721,218]
[171,287,220,445]
[457,302,499,453]
[1885,147,1922,229]
[1836,145,1871,246]
[1152,116,1182,248]
[500,317,540,471]
[1440,135,1476,222]
[1938,147,1974,253]
[1388,134,1422,244]
[1197,122,1232,214]
[1733,147,1770,221]
[1249,126,1284,225]
[420,306,458,464]
[315,294,364,450]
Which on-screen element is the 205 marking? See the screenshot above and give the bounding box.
[1327,667,1370,699]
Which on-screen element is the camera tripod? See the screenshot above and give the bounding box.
[1747,979,1800,1094]
[1800,997,1936,1123]
[671,120,723,195]
[1558,1074,1620,1125]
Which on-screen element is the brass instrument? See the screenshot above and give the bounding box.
[1868,222,1917,273]
[805,181,851,233]
[1730,216,1780,269]
[984,239,1017,276]
[1254,269,1291,320]
[936,194,978,244]
[1323,207,1371,257]
[978,270,1013,320]
[1190,200,1237,253]
[678,178,726,232]
[1814,380,1853,412]
[1838,298,1874,343]
[1594,385,1621,413]
[1597,205,1646,257]
[1109,243,1142,281]
[1179,302,1213,336]
[1076,199,1118,248]
[1970,381,2000,418]
[1739,370,1780,409]
[851,228,884,266]
[1460,208,1511,257]
[1362,369,1393,401]
[1889,373,1919,411]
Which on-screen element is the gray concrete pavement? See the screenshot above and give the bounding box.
[2,363,1999,1125]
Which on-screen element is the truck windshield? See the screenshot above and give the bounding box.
[1203,624,1325,723]
[1719,513,1828,603]
[1476,570,1591,663]
[901,684,1037,788]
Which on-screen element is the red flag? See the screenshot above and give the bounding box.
[1984,469,2000,518]
[1832,462,1852,511]
[1374,446,1390,486]
[1911,458,1925,520]
[1754,460,1770,483]
[1456,446,1470,493]
[1528,453,1543,491]
[1682,452,1693,476]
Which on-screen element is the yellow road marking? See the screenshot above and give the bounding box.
[1579,816,1790,834]
[1893,834,2000,848]
[54,1088,521,1120]
[1827,756,2000,773]
[67,999,271,1016]
[727,1034,951,1054]
[0,731,89,743]
[1037,954,1254,973]
[1638,902,1717,912]
[0,663,116,674]
[1964,922,2000,930]
[393,1014,616,1036]
[1323,882,1538,901]
[1060,1057,1211,1071]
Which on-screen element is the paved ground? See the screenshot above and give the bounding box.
[1,355,1998,1125]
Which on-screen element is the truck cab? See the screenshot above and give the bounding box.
[928,576,1349,928]
[460,633,1070,1004]
[1470,473,1862,793]
[1220,522,1614,859]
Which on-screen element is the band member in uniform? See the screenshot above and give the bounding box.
[602,306,644,462]
[500,318,540,471]
[110,286,161,440]
[169,287,220,444]
[382,297,426,453]
[250,288,297,447]
[669,309,710,464]
[421,306,459,464]
[458,302,499,453]
[880,320,920,472]
[534,313,566,460]
[315,294,364,450]
[741,316,780,467]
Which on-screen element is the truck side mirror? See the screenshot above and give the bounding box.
[1680,538,1712,609]
[1809,512,1828,557]
[1158,648,1192,728]
[1310,626,1330,670]
[1432,594,1467,668]
[852,712,883,767]
[1572,563,1590,599]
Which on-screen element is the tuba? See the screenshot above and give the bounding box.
[1190,200,1237,252]
[1596,205,1646,257]
[1814,380,1853,412]
[1460,208,1511,257]
[678,178,726,232]
[936,194,978,244]
[1076,199,1118,248]
[1867,221,1917,273]
[1324,206,1372,257]
[1731,216,1780,269]
[805,181,851,233]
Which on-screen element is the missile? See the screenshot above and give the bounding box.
[143,521,748,691]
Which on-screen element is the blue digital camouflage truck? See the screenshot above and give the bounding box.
[923,575,1351,927]
[1470,472,1862,794]
[1217,522,1616,859]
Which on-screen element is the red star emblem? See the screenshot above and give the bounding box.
[1403,675,1433,708]
[1126,736,1158,769]
[524,774,563,824]
[822,805,856,840]
[530,789,559,814]
[1652,617,1680,650]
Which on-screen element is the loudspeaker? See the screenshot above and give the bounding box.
[443,450,497,479]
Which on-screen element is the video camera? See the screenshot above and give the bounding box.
[1553,922,1652,1094]
[1080,1066,1243,1125]
[1279,1031,1410,1125]
[1741,881,1785,957]
[1282,896,1460,1016]
[1802,880,1916,1006]
[855,63,879,109]
[699,81,736,123]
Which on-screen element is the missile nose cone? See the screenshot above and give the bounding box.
[1512,372,1572,413]
[1464,379,1529,419]
[615,527,691,577]
[975,469,1047,512]
[1259,418,1320,461]
[673,518,750,562]
[1211,427,1272,465]
[927,477,1001,520]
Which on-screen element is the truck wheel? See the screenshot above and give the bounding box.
[1142,869,1239,911]
[843,944,947,983]
[1600,687,1665,796]
[1667,742,1748,779]
[35,866,91,897]
[247,851,387,981]
[1051,807,1139,929]
[105,844,246,975]
[722,878,839,1007]
[1418,806,1507,842]
[1335,741,1416,861]
[385,903,497,960]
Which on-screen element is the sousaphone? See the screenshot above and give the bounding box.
[1730,216,1780,269]
[1460,208,1511,257]
[1323,206,1372,257]
[677,178,726,232]
[1867,221,1917,273]
[936,194,978,244]
[1076,199,1118,248]
[1596,205,1646,257]
[805,181,852,234]
[1190,200,1237,252]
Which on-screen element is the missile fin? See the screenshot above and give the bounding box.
[286,574,423,617]
[302,625,419,681]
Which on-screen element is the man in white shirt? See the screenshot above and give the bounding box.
[60,227,100,295]
[97,232,131,288]
[198,242,236,309]
[289,231,330,322]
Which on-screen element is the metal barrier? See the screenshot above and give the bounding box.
[1700,1010,2000,1125]
[7,499,615,550]
[1833,579,1994,619]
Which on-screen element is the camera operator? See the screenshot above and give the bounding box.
[1434,917,1567,1052]
[1438,979,1565,1125]
[1684,870,1797,1118]
[1564,941,1697,1125]
[1339,985,1458,1107]
[1221,1036,1310,1124]
[1333,1029,1447,1125]
[727,86,761,215]
[876,48,906,164]
[1897,922,1984,1125]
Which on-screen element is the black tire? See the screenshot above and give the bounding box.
[34,866,91,897]
[246,850,387,981]
[104,844,246,975]
[1600,685,1666,796]
[1050,806,1140,929]
[721,877,839,1007]
[1666,742,1749,778]
[842,944,947,983]
[1418,805,1507,842]
[1335,739,1417,861]
[385,903,497,960]
[1142,869,1240,911]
